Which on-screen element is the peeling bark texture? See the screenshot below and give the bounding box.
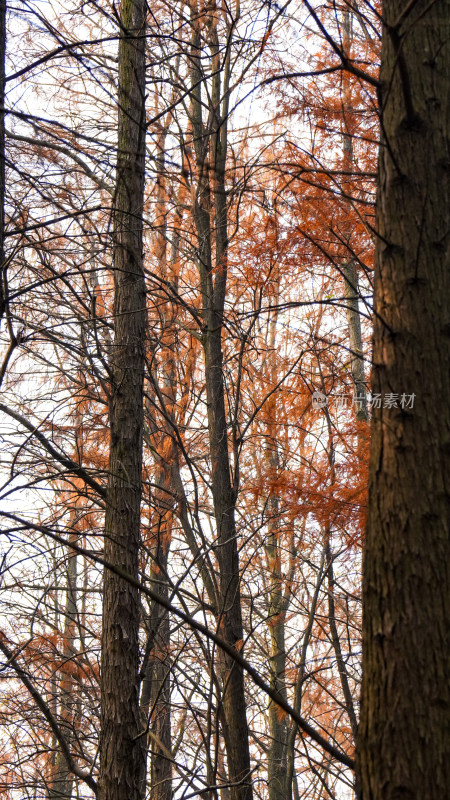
[98,0,147,798]
[357,1,450,797]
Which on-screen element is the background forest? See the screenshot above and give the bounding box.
[0,0,447,798]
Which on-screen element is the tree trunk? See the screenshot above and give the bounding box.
[49,540,77,800]
[356,1,450,797]
[0,0,6,322]
[343,258,368,422]
[140,124,173,800]
[98,1,147,798]
[189,8,253,799]
[341,7,368,424]
[263,233,288,800]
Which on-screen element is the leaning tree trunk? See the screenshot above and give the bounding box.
[356,0,450,797]
[98,1,147,799]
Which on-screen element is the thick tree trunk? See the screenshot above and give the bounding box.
[98,1,147,798]
[357,1,450,797]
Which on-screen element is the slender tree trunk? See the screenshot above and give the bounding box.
[284,550,326,800]
[189,9,253,800]
[264,234,288,800]
[203,265,253,800]
[341,7,368,423]
[49,540,77,800]
[266,446,288,800]
[0,0,6,322]
[140,125,173,800]
[98,1,147,798]
[356,1,450,797]
[343,258,367,421]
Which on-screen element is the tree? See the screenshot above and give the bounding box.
[0,0,395,798]
[356,0,450,796]
[97,0,147,797]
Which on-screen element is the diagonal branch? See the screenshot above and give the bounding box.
[0,511,355,771]
[0,402,106,499]
[0,636,98,794]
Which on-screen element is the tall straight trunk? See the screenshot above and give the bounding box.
[140,124,173,800]
[357,1,450,797]
[189,7,253,799]
[343,257,367,421]
[49,539,77,800]
[264,228,288,800]
[341,7,368,423]
[0,0,6,322]
[98,1,147,798]
[203,244,253,800]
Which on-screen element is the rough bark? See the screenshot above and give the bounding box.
[356,1,450,797]
[97,0,147,798]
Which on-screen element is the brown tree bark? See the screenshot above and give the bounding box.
[140,123,173,800]
[262,220,288,800]
[49,539,77,800]
[0,0,6,323]
[341,7,368,425]
[97,0,147,798]
[189,6,253,798]
[357,1,450,797]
